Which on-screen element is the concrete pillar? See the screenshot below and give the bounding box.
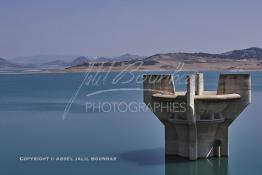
[196,73,204,95]
[187,75,198,160]
[189,125,198,160]
[187,75,196,124]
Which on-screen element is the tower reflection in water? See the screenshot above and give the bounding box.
[165,156,228,175]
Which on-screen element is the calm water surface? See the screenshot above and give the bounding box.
[0,71,261,175]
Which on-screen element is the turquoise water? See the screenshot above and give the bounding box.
[0,71,261,175]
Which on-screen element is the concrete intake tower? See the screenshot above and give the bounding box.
[143,73,251,160]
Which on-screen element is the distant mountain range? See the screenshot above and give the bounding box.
[140,47,262,66]
[0,58,22,69]
[183,47,262,60]
[0,53,146,69]
[71,47,262,71]
[10,55,79,65]
[1,47,262,70]
[88,53,146,62]
[42,60,69,66]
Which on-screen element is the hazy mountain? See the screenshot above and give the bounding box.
[144,47,262,63]
[69,56,90,66]
[221,47,262,59]
[183,47,262,60]
[113,53,146,61]
[93,56,111,62]
[42,60,69,67]
[3,47,262,70]
[10,55,79,65]
[0,58,22,68]
[145,53,189,61]
[7,53,146,67]
[91,53,146,62]
[60,54,146,67]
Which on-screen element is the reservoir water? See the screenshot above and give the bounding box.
[0,71,261,175]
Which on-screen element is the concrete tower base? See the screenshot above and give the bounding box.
[143,73,251,160]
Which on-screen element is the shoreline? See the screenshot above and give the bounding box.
[0,67,262,75]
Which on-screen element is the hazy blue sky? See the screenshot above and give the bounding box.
[0,0,261,58]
